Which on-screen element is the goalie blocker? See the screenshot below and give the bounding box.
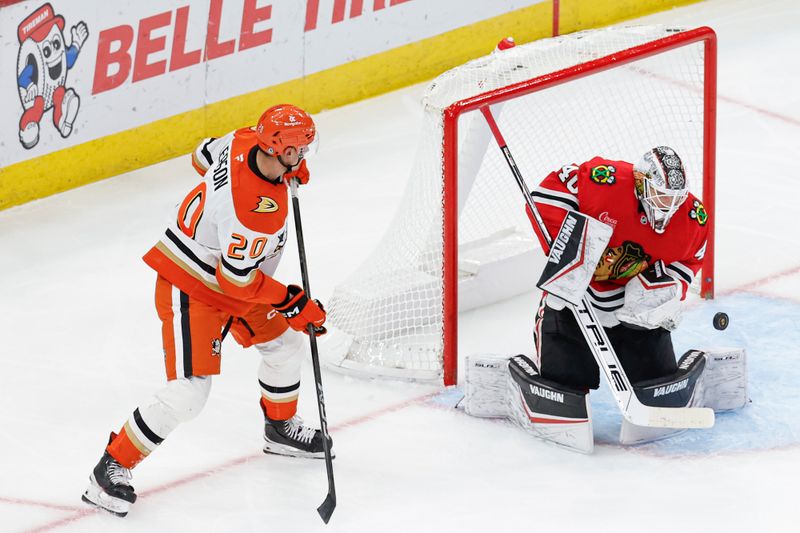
[536,211,612,306]
[463,348,747,453]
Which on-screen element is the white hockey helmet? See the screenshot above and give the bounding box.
[633,146,689,234]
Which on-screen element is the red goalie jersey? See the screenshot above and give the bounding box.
[528,156,709,322]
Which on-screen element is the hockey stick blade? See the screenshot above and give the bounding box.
[317,493,336,524]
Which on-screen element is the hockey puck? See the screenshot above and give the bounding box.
[713,312,729,330]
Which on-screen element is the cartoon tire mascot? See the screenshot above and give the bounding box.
[16,3,88,149]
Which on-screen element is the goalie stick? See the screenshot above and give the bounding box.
[479,105,714,429]
[289,178,337,523]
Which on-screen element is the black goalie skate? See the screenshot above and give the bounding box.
[263,415,333,459]
[82,450,137,517]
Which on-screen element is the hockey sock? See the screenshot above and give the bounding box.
[106,407,166,469]
[260,394,298,421]
[106,428,147,470]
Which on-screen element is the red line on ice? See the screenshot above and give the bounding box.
[14,391,438,533]
[11,275,800,532]
[0,497,84,513]
[718,94,800,128]
[739,288,800,306]
[629,65,800,128]
[12,261,800,531]
[19,509,96,533]
[8,132,800,533]
[718,264,800,295]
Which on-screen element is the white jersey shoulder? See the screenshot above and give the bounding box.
[163,132,288,290]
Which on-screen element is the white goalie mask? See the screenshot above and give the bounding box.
[633,146,689,234]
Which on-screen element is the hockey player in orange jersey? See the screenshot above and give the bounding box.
[82,104,330,517]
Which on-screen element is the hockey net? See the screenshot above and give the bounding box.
[321,25,717,385]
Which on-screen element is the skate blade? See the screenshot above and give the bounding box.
[81,475,131,517]
[262,441,334,459]
[81,494,128,517]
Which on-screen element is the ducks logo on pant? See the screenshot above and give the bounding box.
[16,3,88,149]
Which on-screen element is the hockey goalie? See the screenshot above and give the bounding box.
[462,147,748,453]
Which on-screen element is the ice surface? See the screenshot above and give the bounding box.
[1,0,799,531]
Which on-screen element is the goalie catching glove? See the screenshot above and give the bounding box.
[273,284,327,334]
[615,260,682,331]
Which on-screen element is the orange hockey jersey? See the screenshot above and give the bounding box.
[144,128,292,316]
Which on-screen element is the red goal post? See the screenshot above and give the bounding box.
[323,26,717,387]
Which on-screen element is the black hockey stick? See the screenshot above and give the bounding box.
[479,105,713,429]
[288,178,337,523]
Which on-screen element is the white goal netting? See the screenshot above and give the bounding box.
[321,25,713,382]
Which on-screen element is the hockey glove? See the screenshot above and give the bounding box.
[284,159,310,185]
[273,284,327,335]
[615,260,682,331]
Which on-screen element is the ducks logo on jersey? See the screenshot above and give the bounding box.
[253,197,279,213]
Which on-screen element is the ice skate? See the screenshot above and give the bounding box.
[263,415,333,459]
[81,451,137,517]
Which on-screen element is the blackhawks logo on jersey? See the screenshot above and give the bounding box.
[590,165,616,185]
[594,241,651,281]
[688,199,708,225]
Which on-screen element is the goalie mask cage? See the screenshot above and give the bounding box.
[322,25,717,386]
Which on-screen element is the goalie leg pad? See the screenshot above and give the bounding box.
[634,349,706,408]
[463,354,511,418]
[507,355,594,454]
[620,350,705,445]
[699,347,748,412]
